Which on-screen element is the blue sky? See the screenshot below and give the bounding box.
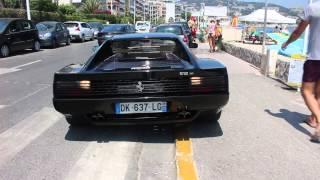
[240,0,309,8]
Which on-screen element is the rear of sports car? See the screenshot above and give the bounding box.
[53,35,229,125]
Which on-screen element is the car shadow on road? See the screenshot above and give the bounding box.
[265,109,312,136]
[64,120,223,143]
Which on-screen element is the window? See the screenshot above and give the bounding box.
[56,24,63,31]
[9,21,21,33]
[81,23,88,28]
[21,21,32,31]
[155,26,183,35]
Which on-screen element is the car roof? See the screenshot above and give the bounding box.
[64,21,85,23]
[157,24,183,28]
[111,33,179,41]
[38,21,59,24]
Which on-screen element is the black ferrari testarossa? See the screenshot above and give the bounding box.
[53,33,229,126]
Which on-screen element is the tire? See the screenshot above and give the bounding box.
[81,35,85,42]
[198,110,222,122]
[65,114,89,126]
[51,39,57,48]
[33,40,41,51]
[0,44,10,57]
[66,37,71,45]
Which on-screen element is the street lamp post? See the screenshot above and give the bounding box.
[133,0,136,24]
[26,0,31,20]
[262,0,268,54]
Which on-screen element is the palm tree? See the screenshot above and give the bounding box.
[81,0,100,14]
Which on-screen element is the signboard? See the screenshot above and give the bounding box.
[288,60,304,87]
[165,3,175,23]
[72,0,82,3]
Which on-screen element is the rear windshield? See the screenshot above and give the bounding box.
[64,23,78,28]
[102,25,125,32]
[90,39,190,70]
[0,21,9,33]
[36,23,49,31]
[155,26,183,35]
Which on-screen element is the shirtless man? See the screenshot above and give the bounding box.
[282,1,320,142]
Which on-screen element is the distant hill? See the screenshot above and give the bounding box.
[179,0,293,16]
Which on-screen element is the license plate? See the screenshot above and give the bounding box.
[115,102,167,114]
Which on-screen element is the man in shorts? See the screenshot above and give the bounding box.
[282,1,320,142]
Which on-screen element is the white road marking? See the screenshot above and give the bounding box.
[8,85,50,106]
[0,60,42,76]
[0,105,8,109]
[0,107,62,167]
[12,60,42,69]
[65,141,136,180]
[0,68,20,75]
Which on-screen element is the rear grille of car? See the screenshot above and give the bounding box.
[54,76,227,98]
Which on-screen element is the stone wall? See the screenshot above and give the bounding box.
[275,60,290,83]
[223,42,264,68]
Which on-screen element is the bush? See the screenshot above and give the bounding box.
[58,4,77,15]
[0,8,132,24]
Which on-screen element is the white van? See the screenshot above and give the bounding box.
[135,21,151,33]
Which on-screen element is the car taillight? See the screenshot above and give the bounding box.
[183,35,189,43]
[75,27,80,31]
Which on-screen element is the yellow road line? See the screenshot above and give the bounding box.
[175,127,198,180]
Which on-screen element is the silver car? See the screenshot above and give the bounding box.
[64,21,94,42]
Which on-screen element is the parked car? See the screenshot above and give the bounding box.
[171,22,193,46]
[64,21,94,42]
[87,22,104,38]
[135,21,151,33]
[154,24,190,46]
[97,24,136,46]
[53,33,229,126]
[0,18,40,57]
[36,21,71,48]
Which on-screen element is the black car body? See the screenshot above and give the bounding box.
[87,22,104,38]
[97,24,136,46]
[0,18,40,57]
[154,24,190,46]
[171,22,193,46]
[53,33,229,126]
[36,21,71,48]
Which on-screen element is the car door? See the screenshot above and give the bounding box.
[19,20,36,49]
[7,20,23,51]
[55,23,65,43]
[81,23,89,38]
[86,23,94,37]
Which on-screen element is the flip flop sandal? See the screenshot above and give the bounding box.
[304,120,318,128]
[310,135,320,143]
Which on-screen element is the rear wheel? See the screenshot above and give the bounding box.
[81,35,85,42]
[65,114,89,126]
[66,37,71,45]
[33,40,41,51]
[51,39,57,48]
[0,44,10,57]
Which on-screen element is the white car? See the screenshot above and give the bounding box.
[135,21,151,33]
[64,21,94,42]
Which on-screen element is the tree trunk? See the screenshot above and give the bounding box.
[0,0,5,8]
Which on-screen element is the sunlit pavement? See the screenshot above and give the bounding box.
[0,41,319,180]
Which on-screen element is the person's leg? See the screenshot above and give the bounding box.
[308,81,320,127]
[208,35,213,52]
[211,35,216,52]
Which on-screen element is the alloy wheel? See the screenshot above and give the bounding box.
[0,44,10,57]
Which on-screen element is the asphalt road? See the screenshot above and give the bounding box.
[0,41,319,180]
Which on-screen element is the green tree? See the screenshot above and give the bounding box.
[31,0,58,12]
[81,0,100,14]
[181,12,191,21]
[58,4,77,15]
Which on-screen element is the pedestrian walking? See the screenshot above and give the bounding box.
[207,20,216,53]
[282,1,320,142]
[215,20,223,51]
